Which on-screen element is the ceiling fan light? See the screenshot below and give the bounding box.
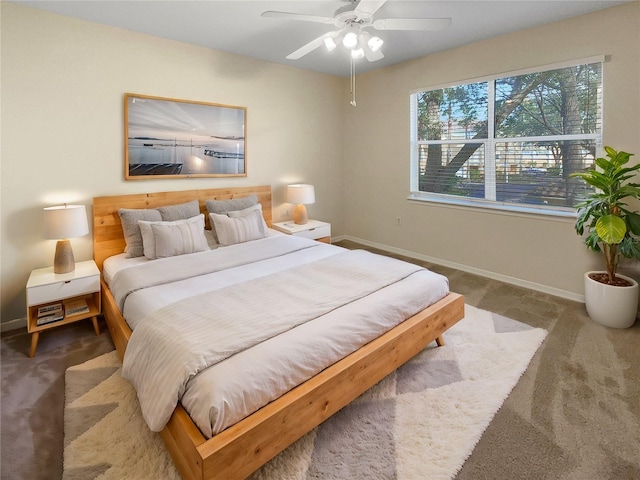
[343,31,358,49]
[323,37,337,51]
[367,36,383,52]
[351,48,365,59]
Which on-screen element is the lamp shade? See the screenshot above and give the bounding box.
[286,184,315,205]
[43,204,89,240]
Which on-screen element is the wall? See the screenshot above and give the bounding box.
[0,3,345,326]
[344,2,640,300]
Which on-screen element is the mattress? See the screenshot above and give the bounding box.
[104,232,450,437]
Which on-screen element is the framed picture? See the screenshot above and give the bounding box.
[125,93,247,179]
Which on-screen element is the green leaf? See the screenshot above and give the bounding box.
[596,215,627,244]
[594,157,611,170]
[619,237,640,260]
[630,239,640,258]
[626,211,640,235]
[585,230,601,252]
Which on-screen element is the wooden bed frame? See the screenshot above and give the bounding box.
[93,185,465,480]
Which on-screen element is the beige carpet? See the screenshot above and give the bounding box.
[63,305,547,480]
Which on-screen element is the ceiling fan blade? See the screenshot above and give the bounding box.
[373,18,452,31]
[354,0,387,17]
[261,11,335,24]
[286,31,341,60]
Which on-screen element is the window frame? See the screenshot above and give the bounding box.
[409,55,604,217]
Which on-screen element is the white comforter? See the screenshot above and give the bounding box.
[106,234,450,437]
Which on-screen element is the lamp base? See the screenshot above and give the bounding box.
[293,204,308,225]
[53,239,75,274]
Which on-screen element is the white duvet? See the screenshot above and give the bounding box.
[105,233,450,437]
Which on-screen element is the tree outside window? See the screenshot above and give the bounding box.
[411,59,602,212]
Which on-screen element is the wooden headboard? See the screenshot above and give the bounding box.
[93,185,272,271]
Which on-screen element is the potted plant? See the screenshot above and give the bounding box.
[571,146,640,328]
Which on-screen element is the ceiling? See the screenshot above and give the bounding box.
[15,0,631,77]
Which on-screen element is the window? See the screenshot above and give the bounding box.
[410,58,603,215]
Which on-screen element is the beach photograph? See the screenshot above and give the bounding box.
[125,94,246,178]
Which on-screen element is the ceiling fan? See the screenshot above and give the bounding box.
[261,0,452,62]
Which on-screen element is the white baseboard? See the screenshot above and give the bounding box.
[2,317,27,333]
[341,235,585,303]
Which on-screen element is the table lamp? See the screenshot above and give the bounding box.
[43,204,89,274]
[286,184,315,225]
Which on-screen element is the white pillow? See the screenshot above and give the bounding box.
[138,214,209,260]
[209,209,267,246]
[227,203,269,233]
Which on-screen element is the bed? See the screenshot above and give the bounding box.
[93,185,465,480]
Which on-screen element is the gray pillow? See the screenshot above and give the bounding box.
[205,195,257,215]
[118,200,200,257]
[118,208,162,258]
[157,199,200,221]
[205,195,258,243]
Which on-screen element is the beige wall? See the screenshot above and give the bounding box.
[2,2,638,326]
[1,3,345,325]
[343,2,640,299]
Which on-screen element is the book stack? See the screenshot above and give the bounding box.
[36,303,63,326]
[64,299,90,317]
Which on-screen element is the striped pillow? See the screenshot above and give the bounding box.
[138,214,209,260]
[209,209,267,246]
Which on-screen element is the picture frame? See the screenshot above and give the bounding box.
[124,93,247,179]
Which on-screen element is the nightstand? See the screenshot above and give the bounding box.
[26,260,101,357]
[272,219,331,243]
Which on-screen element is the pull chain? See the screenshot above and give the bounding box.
[350,56,357,107]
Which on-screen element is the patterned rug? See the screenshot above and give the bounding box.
[63,305,547,480]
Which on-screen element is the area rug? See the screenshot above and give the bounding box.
[63,305,547,480]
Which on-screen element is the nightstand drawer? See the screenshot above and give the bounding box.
[293,225,331,240]
[272,220,331,243]
[27,275,100,306]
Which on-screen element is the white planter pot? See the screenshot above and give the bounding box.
[584,271,639,329]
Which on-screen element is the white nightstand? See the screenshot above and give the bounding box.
[26,260,102,357]
[272,219,331,244]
